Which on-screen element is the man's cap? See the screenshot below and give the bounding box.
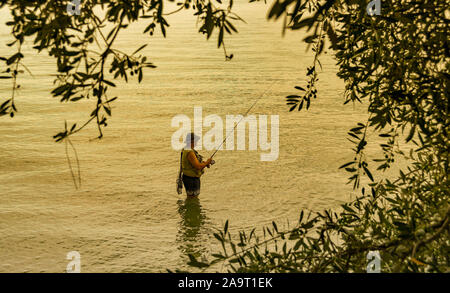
[185,132,200,144]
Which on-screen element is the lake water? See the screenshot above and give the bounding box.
[0,2,377,272]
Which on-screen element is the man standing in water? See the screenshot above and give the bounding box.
[181,133,213,197]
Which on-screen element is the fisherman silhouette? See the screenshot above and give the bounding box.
[178,133,214,197]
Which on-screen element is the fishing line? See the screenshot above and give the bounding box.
[208,81,276,160]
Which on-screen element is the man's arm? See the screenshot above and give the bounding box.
[187,151,212,170]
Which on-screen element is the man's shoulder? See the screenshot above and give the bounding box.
[185,149,195,156]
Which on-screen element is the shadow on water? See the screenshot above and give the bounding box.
[176,197,209,259]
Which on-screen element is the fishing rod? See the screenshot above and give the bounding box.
[208,82,275,160]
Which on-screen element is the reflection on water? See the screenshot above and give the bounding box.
[176,197,208,258]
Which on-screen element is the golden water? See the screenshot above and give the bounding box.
[0,2,373,272]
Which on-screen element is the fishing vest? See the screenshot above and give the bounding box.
[181,149,204,178]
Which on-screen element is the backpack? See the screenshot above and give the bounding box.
[176,150,183,195]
